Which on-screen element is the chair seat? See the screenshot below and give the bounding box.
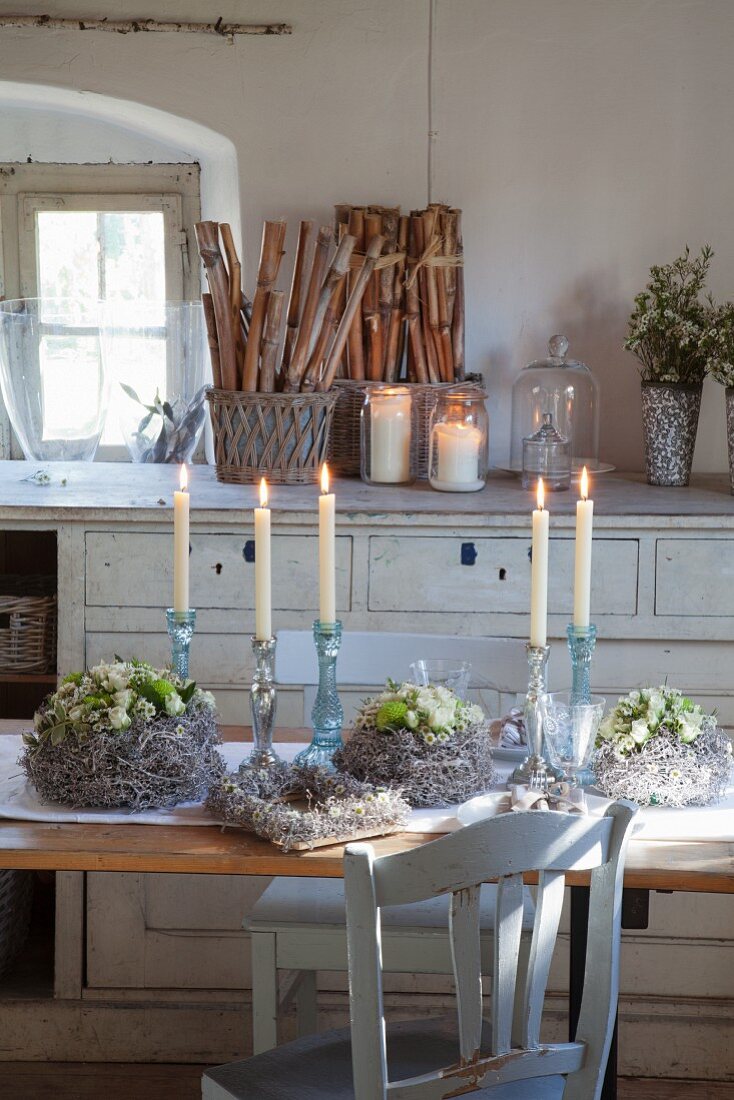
[247,876,535,932]
[202,1019,565,1100]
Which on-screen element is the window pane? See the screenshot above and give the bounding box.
[39,334,103,441]
[35,208,168,446]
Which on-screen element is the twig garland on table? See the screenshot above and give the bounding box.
[207,762,410,851]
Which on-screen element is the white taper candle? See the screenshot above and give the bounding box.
[573,466,594,628]
[529,477,549,647]
[319,464,336,623]
[173,464,190,613]
[254,478,272,640]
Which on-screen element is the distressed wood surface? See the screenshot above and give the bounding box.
[2,461,734,526]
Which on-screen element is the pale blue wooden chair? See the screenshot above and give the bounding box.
[203,799,637,1099]
[246,632,533,1054]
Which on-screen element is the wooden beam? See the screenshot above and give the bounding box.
[0,15,292,37]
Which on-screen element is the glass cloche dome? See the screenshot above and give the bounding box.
[510,334,600,473]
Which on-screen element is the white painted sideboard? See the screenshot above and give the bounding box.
[0,461,732,1079]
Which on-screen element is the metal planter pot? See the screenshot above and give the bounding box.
[641,381,702,487]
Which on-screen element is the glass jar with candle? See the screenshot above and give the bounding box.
[428,388,488,492]
[360,385,415,486]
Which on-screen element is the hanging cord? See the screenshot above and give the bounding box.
[427,0,438,205]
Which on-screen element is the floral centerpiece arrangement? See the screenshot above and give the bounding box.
[207,762,410,852]
[625,245,712,486]
[334,681,495,807]
[593,685,732,807]
[21,660,221,810]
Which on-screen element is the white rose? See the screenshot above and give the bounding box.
[404,709,418,729]
[108,706,131,731]
[165,692,186,717]
[679,717,700,744]
[113,689,133,710]
[107,668,129,693]
[630,719,651,745]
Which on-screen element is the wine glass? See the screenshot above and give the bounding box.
[540,692,606,786]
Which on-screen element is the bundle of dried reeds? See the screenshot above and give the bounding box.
[333,202,465,385]
[196,218,385,394]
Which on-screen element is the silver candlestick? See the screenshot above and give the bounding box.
[510,643,555,785]
[166,608,196,681]
[246,636,280,769]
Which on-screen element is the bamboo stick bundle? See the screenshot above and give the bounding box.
[281,220,313,377]
[440,208,458,325]
[385,214,408,383]
[283,226,333,392]
[411,214,440,384]
[259,290,285,393]
[319,234,385,392]
[346,207,366,380]
[377,206,399,376]
[363,210,384,381]
[202,292,222,389]
[219,223,244,372]
[241,220,286,392]
[452,209,465,381]
[422,208,448,382]
[195,220,239,391]
[405,217,430,384]
[300,234,356,391]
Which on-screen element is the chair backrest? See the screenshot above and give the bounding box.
[344,801,638,1100]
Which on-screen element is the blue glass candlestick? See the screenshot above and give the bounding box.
[567,623,597,704]
[166,608,196,681]
[294,620,344,770]
[247,636,280,769]
[568,623,598,785]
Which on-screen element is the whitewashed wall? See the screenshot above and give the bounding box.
[0,0,732,471]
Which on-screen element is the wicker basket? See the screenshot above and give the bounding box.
[0,575,57,674]
[0,869,33,979]
[328,376,485,479]
[207,389,339,485]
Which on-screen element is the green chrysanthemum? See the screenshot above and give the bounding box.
[138,678,178,712]
[62,672,83,686]
[375,700,408,732]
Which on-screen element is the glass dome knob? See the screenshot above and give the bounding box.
[548,334,569,359]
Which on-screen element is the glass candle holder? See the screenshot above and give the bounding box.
[521,412,571,491]
[360,385,415,485]
[428,388,488,493]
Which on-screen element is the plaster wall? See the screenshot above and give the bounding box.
[0,0,730,472]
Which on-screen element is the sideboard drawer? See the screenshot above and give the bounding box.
[368,536,638,615]
[656,538,734,615]
[86,531,352,611]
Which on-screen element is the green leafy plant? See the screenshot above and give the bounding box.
[625,245,713,385]
[120,382,209,463]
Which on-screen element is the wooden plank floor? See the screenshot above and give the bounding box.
[0,1063,731,1099]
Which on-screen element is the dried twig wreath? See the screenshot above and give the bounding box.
[334,682,496,807]
[20,661,222,810]
[207,761,410,851]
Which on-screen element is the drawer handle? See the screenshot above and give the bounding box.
[461,542,477,566]
[243,540,255,563]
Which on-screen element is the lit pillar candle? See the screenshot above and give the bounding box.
[254,477,272,640]
[431,422,483,491]
[173,464,190,613]
[573,466,594,628]
[530,477,549,647]
[370,387,412,483]
[319,463,336,623]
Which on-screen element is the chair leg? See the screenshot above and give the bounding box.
[294,969,319,1037]
[251,930,279,1054]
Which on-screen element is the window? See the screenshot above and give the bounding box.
[0,163,201,458]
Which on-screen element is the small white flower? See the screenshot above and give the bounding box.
[68,705,85,722]
[630,719,651,745]
[198,690,216,710]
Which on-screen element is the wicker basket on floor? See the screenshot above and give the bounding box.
[207,388,339,485]
[328,376,485,479]
[0,575,57,674]
[0,869,33,979]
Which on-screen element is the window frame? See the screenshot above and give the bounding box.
[0,162,201,460]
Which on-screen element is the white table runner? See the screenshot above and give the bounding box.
[0,734,732,841]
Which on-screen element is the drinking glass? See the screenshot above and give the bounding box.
[409,659,472,699]
[540,691,606,785]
